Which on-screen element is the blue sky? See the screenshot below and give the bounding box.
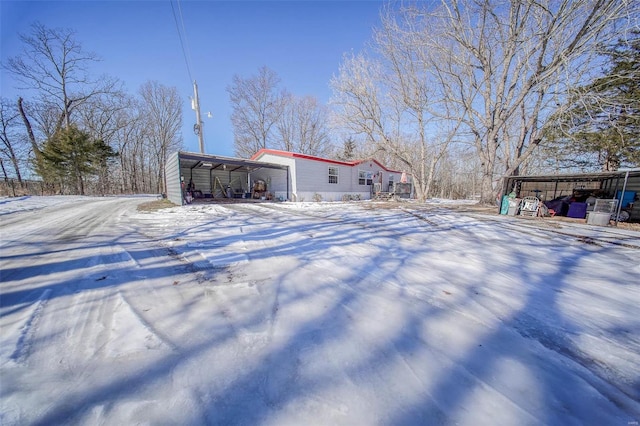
[1,1,385,156]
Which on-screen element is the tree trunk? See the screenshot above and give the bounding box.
[4,140,24,185]
[479,147,497,205]
[17,97,41,161]
[0,158,16,197]
[424,156,438,200]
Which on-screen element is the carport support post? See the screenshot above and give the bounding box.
[614,170,630,226]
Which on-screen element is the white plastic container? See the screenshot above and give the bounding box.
[593,199,618,213]
[587,211,611,226]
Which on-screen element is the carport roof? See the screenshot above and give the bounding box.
[178,151,289,172]
[503,169,640,183]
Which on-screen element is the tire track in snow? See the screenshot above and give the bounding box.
[117,291,179,353]
[450,210,640,250]
[258,276,290,407]
[402,206,640,250]
[0,201,87,247]
[512,313,640,414]
[225,202,368,228]
[333,272,547,424]
[209,279,276,349]
[65,289,102,359]
[401,207,640,418]
[9,288,52,364]
[0,198,131,250]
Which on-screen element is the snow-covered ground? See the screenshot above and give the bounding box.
[1,195,639,425]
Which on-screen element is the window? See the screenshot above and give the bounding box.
[359,170,373,185]
[328,166,338,184]
[388,175,394,191]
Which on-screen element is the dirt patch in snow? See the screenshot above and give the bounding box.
[137,198,177,212]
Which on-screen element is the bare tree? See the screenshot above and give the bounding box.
[109,97,142,193]
[227,66,288,157]
[139,81,183,194]
[104,95,161,195]
[16,97,41,163]
[4,22,118,131]
[376,6,465,200]
[330,27,461,202]
[2,22,190,196]
[275,95,333,156]
[331,0,634,202]
[0,98,29,187]
[78,91,129,145]
[405,0,635,203]
[433,144,481,199]
[76,91,132,194]
[330,52,391,153]
[275,92,296,152]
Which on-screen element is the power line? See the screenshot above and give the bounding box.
[169,0,207,153]
[176,0,194,75]
[170,0,193,84]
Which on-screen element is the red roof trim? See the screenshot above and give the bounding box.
[251,149,404,173]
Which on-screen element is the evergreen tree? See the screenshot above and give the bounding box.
[544,33,640,171]
[37,125,117,194]
[337,137,357,161]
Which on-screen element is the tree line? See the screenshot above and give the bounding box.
[2,1,639,203]
[1,23,182,196]
[229,0,639,203]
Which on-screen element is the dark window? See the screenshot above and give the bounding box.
[359,170,372,185]
[329,167,338,184]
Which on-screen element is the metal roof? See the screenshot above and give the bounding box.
[504,169,640,183]
[178,151,289,172]
[251,148,406,174]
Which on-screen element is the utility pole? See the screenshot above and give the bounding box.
[192,80,205,153]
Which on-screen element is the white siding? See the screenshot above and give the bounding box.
[252,153,296,200]
[253,152,406,202]
[165,152,182,205]
[252,169,289,201]
[296,159,352,192]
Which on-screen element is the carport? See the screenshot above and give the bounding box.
[165,151,290,206]
[501,169,640,222]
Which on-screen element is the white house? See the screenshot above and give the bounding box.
[165,149,409,205]
[250,149,408,202]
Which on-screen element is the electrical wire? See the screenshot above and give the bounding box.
[176,0,194,75]
[170,0,194,84]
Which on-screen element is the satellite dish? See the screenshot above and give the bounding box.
[207,112,213,118]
